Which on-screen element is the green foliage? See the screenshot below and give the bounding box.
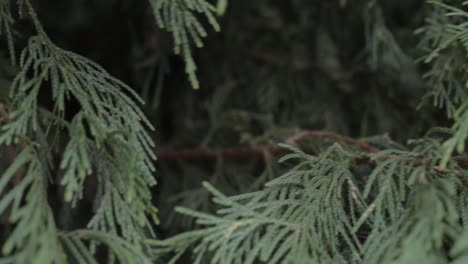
[149,0,221,89]
[148,1,468,262]
[4,0,468,263]
[0,147,64,264]
[151,139,468,263]
[0,0,158,262]
[59,230,152,264]
[0,0,22,65]
[151,144,365,263]
[360,138,461,263]
[418,1,468,168]
[365,1,412,71]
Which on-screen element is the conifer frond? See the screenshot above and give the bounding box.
[0,147,66,264]
[150,144,365,263]
[148,0,221,89]
[417,1,468,168]
[0,0,19,64]
[364,2,411,71]
[417,1,468,117]
[59,114,91,206]
[0,2,158,261]
[87,138,159,246]
[60,230,153,264]
[152,137,468,263]
[363,175,460,263]
[361,139,462,263]
[1,31,158,214]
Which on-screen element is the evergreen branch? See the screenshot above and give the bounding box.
[0,2,159,261]
[417,1,468,169]
[148,0,220,88]
[418,4,466,117]
[152,139,465,263]
[25,0,51,44]
[61,230,153,264]
[362,165,461,263]
[150,144,365,263]
[0,0,18,64]
[0,147,66,264]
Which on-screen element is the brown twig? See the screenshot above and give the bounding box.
[157,146,287,160]
[156,130,468,170]
[285,131,379,153]
[156,130,378,160]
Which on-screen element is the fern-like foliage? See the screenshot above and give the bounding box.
[0,147,64,264]
[148,0,221,89]
[418,1,468,168]
[360,138,461,263]
[417,5,467,118]
[59,230,152,264]
[0,1,158,262]
[364,1,412,71]
[0,0,23,64]
[150,144,366,263]
[151,137,468,263]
